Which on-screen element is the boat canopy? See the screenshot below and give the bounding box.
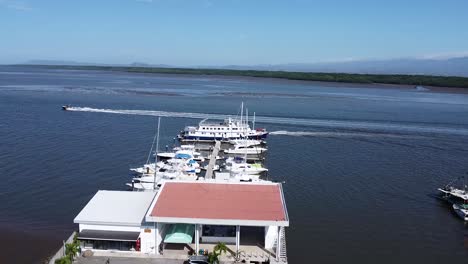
[175,153,192,159]
[163,224,194,244]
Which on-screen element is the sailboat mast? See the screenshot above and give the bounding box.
[246,108,249,128]
[153,117,161,190]
[253,112,256,130]
[240,102,243,126]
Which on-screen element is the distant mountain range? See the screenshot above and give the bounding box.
[23,57,468,77]
[24,60,171,68]
[219,57,468,77]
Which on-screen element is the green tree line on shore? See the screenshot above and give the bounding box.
[22,65,468,88]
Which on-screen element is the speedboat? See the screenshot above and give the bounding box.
[228,139,263,147]
[127,166,200,191]
[131,158,200,176]
[224,145,267,155]
[157,145,205,161]
[231,172,261,182]
[223,157,268,175]
[62,104,71,110]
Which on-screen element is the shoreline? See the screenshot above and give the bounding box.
[7,64,468,94]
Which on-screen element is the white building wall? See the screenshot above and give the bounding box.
[264,226,278,249]
[155,223,169,253]
[139,224,155,254]
[79,224,140,232]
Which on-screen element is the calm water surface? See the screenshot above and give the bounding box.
[1,66,468,263]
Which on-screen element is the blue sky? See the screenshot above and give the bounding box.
[1,0,468,65]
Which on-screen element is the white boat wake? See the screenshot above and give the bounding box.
[66,107,468,136]
[268,130,424,138]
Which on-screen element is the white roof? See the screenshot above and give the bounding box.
[74,190,156,226]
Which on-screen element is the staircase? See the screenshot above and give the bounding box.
[279,227,287,262]
[271,227,288,263]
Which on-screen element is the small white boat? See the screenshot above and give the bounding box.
[232,173,261,182]
[228,139,263,147]
[131,157,200,175]
[157,145,205,161]
[128,168,200,191]
[224,145,267,155]
[453,204,468,221]
[203,164,220,171]
[126,181,158,191]
[224,157,268,175]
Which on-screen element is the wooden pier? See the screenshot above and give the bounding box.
[204,140,221,179]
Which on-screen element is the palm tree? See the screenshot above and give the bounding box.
[65,243,78,260]
[208,242,229,264]
[207,251,220,264]
[213,242,228,255]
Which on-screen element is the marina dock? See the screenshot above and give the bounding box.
[204,140,221,179]
[56,104,288,264]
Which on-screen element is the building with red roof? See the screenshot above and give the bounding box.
[74,181,289,263]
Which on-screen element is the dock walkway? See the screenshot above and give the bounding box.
[204,140,221,179]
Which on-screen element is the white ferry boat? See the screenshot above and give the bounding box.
[178,103,268,141]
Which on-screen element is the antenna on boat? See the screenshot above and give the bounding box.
[153,116,161,190]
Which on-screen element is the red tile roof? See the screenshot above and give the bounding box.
[150,182,287,222]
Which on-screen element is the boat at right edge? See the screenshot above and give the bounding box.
[438,175,468,221]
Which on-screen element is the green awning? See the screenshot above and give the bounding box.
[164,224,195,244]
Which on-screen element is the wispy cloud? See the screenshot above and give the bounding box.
[419,51,468,60]
[0,0,32,11]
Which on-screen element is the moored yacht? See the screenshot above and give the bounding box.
[223,156,268,175]
[228,139,264,147]
[178,103,268,141]
[224,145,267,155]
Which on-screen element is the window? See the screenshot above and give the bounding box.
[202,225,236,237]
[80,240,136,251]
